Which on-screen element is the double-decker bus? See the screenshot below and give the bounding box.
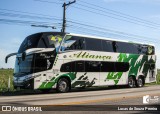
[6,32,156,93]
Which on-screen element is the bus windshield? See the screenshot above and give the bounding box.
[14,55,34,77]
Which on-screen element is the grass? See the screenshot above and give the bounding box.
[156,69,160,84]
[0,69,160,92]
[0,69,14,92]
[157,70,160,84]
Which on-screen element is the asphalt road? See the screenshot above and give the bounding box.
[0,85,160,113]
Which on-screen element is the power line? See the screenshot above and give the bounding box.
[67,20,159,40]
[0,12,62,24]
[34,0,63,4]
[0,8,158,42]
[72,6,159,30]
[0,18,59,26]
[0,1,159,44]
[34,0,160,29]
[0,9,158,43]
[78,0,160,27]
[0,8,62,20]
[75,3,160,28]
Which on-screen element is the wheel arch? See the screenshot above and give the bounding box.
[56,74,72,89]
[128,75,136,80]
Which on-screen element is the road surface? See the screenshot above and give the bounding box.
[0,85,160,113]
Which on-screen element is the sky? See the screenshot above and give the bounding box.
[0,0,160,68]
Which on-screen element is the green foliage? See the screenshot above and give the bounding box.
[0,69,14,92]
[157,69,160,84]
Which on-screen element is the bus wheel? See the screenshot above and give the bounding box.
[56,78,70,93]
[128,77,136,88]
[136,77,144,87]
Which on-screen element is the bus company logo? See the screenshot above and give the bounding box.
[2,106,11,111]
[143,95,159,104]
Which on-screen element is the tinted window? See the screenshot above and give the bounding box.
[85,61,101,72]
[14,55,34,76]
[115,62,129,72]
[61,61,100,72]
[60,61,85,72]
[151,46,155,55]
[85,38,102,51]
[60,62,75,72]
[60,61,129,72]
[34,51,56,73]
[116,42,139,54]
[18,33,42,53]
[76,61,85,72]
[27,34,42,49]
[101,62,115,72]
[102,40,114,52]
[61,36,85,51]
[137,45,155,55]
[37,38,47,48]
[101,62,129,72]
[18,32,64,53]
[41,33,63,48]
[141,45,148,55]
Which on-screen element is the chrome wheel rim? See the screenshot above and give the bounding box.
[129,79,134,87]
[138,78,143,87]
[59,81,67,92]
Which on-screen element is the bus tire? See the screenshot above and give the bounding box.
[136,77,144,87]
[56,78,70,93]
[128,77,136,88]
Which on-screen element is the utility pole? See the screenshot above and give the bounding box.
[61,0,76,33]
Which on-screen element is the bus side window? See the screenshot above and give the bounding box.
[85,38,102,51]
[102,40,114,52]
[76,61,85,72]
[34,54,47,72]
[100,62,129,72]
[101,62,115,72]
[116,42,139,54]
[141,45,148,55]
[115,62,129,72]
[85,61,101,72]
[62,36,85,51]
[69,37,85,50]
[60,62,75,72]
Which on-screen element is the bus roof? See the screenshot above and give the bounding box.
[67,33,155,46]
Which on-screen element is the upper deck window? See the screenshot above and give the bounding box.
[85,38,102,51]
[61,35,85,51]
[18,33,42,53]
[18,32,64,53]
[60,35,155,55]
